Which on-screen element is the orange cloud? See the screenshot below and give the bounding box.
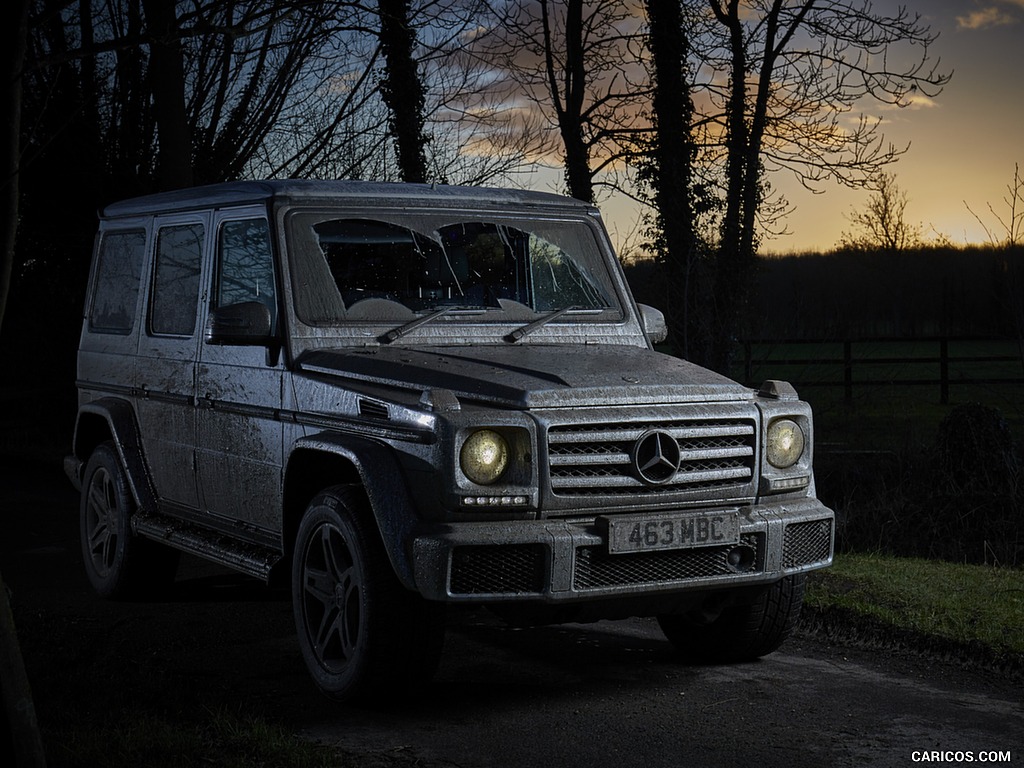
[956,2,1021,30]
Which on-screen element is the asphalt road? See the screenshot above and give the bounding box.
[2,459,1022,768]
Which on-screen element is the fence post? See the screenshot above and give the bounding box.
[940,337,949,404]
[843,340,853,403]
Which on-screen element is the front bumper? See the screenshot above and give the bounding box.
[412,497,834,602]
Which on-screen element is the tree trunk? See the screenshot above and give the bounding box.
[710,0,753,373]
[646,0,700,360]
[539,0,593,203]
[0,0,30,337]
[559,0,592,202]
[1,569,47,768]
[141,0,194,190]
[377,0,429,184]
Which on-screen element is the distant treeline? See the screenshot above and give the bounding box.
[624,245,1024,340]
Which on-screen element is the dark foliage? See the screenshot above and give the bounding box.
[625,245,1024,342]
[828,404,1023,567]
[743,246,1024,340]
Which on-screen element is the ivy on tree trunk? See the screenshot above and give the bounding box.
[377,0,429,184]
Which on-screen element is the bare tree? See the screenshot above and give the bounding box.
[414,0,542,186]
[20,1,382,192]
[697,0,949,369]
[481,0,651,203]
[966,163,1024,248]
[839,172,922,252]
[5,0,389,365]
[965,164,1024,370]
[181,1,374,184]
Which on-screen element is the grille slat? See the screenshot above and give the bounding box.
[549,451,631,467]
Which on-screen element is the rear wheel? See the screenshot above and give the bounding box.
[658,575,806,662]
[291,486,444,702]
[79,441,179,598]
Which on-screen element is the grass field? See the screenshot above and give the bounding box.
[804,553,1024,672]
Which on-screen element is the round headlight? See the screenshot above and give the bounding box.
[460,429,510,485]
[766,419,805,469]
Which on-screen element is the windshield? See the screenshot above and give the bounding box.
[286,212,621,327]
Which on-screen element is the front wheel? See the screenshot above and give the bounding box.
[291,486,444,702]
[658,575,806,662]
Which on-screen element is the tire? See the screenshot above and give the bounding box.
[657,575,806,662]
[79,441,179,598]
[291,486,445,703]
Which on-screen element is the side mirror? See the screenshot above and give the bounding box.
[638,304,668,345]
[206,301,273,345]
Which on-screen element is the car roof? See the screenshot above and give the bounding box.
[100,179,597,219]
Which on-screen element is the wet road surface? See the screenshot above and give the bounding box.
[3,459,1021,768]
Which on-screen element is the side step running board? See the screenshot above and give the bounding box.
[133,512,282,583]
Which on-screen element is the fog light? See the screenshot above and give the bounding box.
[726,545,756,573]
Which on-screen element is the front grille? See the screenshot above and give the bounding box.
[574,534,763,590]
[783,519,833,567]
[450,544,546,595]
[547,419,756,496]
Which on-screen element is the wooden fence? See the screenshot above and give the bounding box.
[736,337,1024,404]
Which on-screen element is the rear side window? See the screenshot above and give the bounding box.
[89,230,146,334]
[150,223,204,336]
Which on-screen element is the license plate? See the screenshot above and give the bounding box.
[603,511,741,555]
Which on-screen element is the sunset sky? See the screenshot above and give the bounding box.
[594,0,1024,254]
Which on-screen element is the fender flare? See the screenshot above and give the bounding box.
[70,398,157,513]
[287,433,425,591]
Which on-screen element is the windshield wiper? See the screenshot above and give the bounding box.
[379,308,451,344]
[505,307,592,343]
[379,307,492,344]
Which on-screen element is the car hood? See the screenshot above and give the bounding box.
[296,344,751,409]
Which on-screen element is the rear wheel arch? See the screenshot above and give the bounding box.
[79,440,179,598]
[72,411,115,462]
[71,399,155,512]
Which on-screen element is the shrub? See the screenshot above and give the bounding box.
[833,404,1022,566]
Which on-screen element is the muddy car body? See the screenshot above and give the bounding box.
[66,180,834,700]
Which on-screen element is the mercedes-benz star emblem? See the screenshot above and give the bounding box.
[632,430,682,485]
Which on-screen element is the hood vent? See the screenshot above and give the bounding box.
[358,398,390,421]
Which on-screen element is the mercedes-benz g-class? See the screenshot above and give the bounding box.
[66,180,834,701]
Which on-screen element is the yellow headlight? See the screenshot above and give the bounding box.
[460,429,510,485]
[766,419,805,469]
